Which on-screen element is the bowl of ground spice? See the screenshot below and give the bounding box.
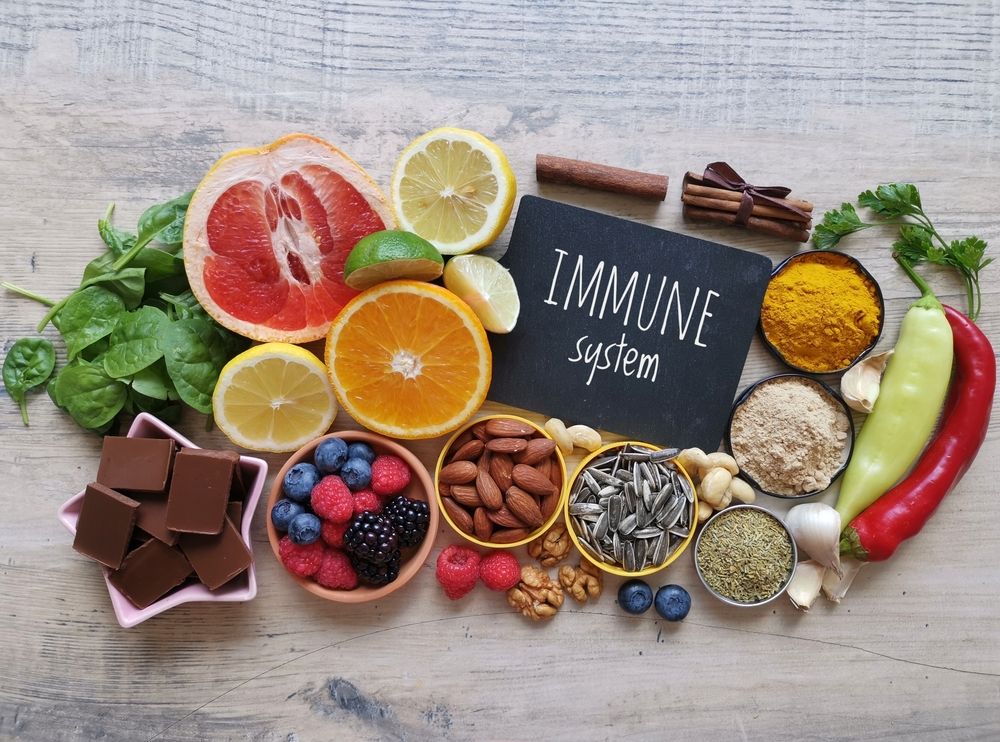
[727,374,854,498]
[759,250,883,374]
[694,505,797,607]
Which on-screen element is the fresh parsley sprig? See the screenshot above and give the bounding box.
[813,183,991,321]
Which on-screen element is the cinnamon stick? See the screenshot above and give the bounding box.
[536,154,668,201]
[683,174,813,212]
[683,204,811,243]
[682,190,812,224]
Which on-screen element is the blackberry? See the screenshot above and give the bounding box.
[351,553,401,586]
[344,512,398,563]
[383,495,430,547]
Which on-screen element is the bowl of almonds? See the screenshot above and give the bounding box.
[435,415,567,548]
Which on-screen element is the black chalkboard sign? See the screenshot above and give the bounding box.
[488,196,772,452]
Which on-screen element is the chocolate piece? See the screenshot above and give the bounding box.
[223,451,246,502]
[226,500,243,529]
[179,517,252,590]
[165,449,235,534]
[72,483,140,569]
[97,436,175,493]
[110,539,192,609]
[133,493,178,546]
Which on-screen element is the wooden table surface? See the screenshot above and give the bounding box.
[2,2,998,740]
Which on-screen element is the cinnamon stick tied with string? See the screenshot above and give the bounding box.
[682,163,813,242]
[536,154,668,201]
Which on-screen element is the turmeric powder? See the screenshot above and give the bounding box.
[760,252,882,372]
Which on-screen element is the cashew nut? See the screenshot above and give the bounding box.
[697,500,714,523]
[699,451,739,479]
[543,418,574,456]
[566,424,603,452]
[698,467,732,508]
[727,477,756,504]
[675,448,709,479]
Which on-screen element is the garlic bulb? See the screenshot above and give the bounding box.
[787,560,826,611]
[841,350,893,413]
[822,557,865,603]
[785,503,842,577]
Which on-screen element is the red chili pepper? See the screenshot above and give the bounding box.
[841,305,995,561]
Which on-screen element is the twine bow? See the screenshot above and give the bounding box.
[701,162,810,226]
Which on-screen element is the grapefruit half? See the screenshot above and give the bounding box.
[184,133,393,343]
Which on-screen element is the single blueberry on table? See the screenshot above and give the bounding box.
[347,442,376,464]
[270,498,305,531]
[654,584,691,621]
[618,579,654,615]
[315,437,350,474]
[288,512,322,545]
[283,462,320,503]
[341,457,372,490]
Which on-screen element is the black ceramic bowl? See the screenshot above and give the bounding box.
[725,372,855,499]
[758,250,885,375]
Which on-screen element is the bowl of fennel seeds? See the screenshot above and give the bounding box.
[694,505,797,607]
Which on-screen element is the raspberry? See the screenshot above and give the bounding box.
[315,549,358,590]
[479,551,521,591]
[310,475,353,523]
[370,455,412,496]
[321,520,350,548]
[278,536,324,577]
[435,544,481,600]
[353,489,382,516]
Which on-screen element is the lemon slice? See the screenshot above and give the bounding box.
[443,255,520,334]
[213,343,337,452]
[390,128,516,255]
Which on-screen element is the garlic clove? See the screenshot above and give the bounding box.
[821,557,865,603]
[785,503,843,578]
[787,560,826,611]
[841,349,894,413]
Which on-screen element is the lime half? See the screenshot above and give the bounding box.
[443,255,520,334]
[344,230,444,290]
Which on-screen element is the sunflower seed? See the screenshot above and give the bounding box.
[634,538,647,568]
[624,541,637,571]
[649,448,679,462]
[668,526,690,539]
[618,513,638,536]
[633,527,663,539]
[597,485,620,497]
[613,531,622,562]
[651,533,669,565]
[590,468,620,486]
[635,497,649,527]
[641,480,654,510]
[608,495,623,530]
[594,510,609,540]
[570,502,604,516]
[614,468,633,483]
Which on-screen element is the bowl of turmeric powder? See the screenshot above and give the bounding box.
[758,251,884,374]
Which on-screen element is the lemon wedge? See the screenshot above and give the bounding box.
[443,255,520,334]
[213,343,337,452]
[390,128,516,255]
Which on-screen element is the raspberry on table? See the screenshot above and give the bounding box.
[370,455,412,496]
[436,544,481,600]
[315,549,359,590]
[383,495,429,547]
[344,512,399,563]
[311,475,354,523]
[278,536,324,577]
[479,550,521,591]
[321,520,350,549]
[353,489,382,516]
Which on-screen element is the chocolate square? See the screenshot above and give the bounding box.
[132,493,178,546]
[97,436,175,493]
[226,500,243,529]
[179,516,252,590]
[110,539,192,609]
[72,483,140,569]
[165,449,235,534]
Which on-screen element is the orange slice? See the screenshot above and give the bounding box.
[325,281,491,439]
[183,133,393,343]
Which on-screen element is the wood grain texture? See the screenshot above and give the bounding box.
[1,1,999,740]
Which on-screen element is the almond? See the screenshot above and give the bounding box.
[505,486,545,528]
[485,418,536,438]
[451,428,475,450]
[449,439,484,463]
[547,459,562,489]
[439,460,478,485]
[439,483,452,498]
[541,492,561,519]
[490,527,530,544]
[451,484,482,508]
[477,449,493,472]
[487,506,527,528]
[514,437,557,465]
[489,453,514,491]
[512,464,558,498]
[534,456,553,480]
[474,507,493,541]
[476,469,503,510]
[443,498,474,534]
[486,437,528,454]
[471,421,491,442]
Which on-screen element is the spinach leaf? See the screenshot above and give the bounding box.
[79,337,110,363]
[53,286,126,359]
[162,317,229,414]
[57,360,127,430]
[80,267,146,309]
[86,248,181,286]
[98,210,137,257]
[125,388,182,424]
[3,338,56,425]
[137,192,192,249]
[130,359,177,400]
[103,306,168,378]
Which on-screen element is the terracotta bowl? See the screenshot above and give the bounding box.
[266,430,438,603]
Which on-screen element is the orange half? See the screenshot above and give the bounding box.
[325,281,492,439]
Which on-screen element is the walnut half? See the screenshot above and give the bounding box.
[558,561,603,603]
[507,565,564,621]
[527,522,572,567]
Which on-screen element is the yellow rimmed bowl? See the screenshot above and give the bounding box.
[564,441,698,578]
[434,414,568,549]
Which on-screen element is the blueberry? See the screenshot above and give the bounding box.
[270,499,305,531]
[654,584,691,622]
[315,437,350,474]
[618,579,654,615]
[288,512,322,545]
[347,442,376,464]
[341,457,372,490]
[283,462,321,503]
